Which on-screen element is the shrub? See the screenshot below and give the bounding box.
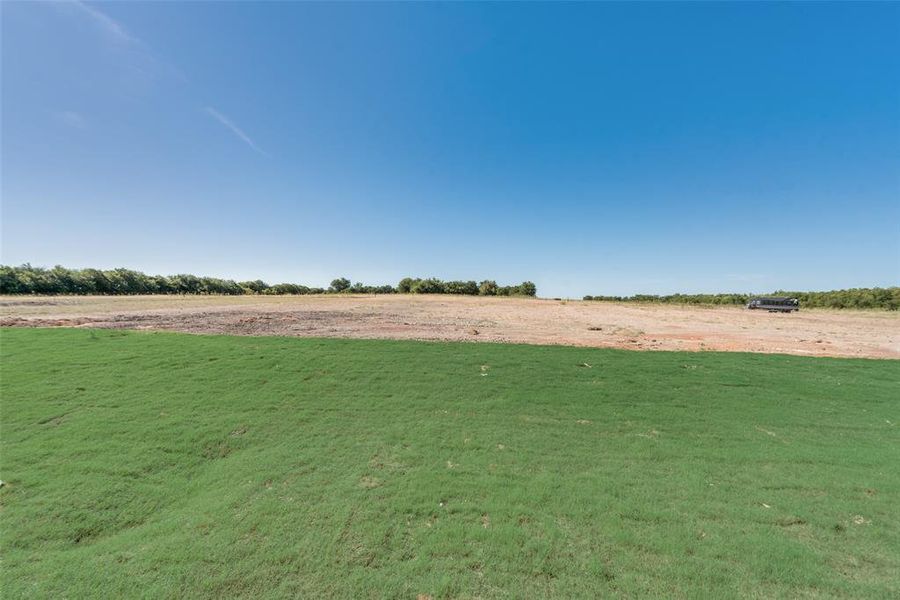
[266,283,310,295]
[479,280,498,296]
[239,280,270,294]
[0,265,540,300]
[411,278,446,294]
[582,289,899,310]
[445,280,479,295]
[397,277,419,293]
[329,278,351,293]
[517,281,537,297]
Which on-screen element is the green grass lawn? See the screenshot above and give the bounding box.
[1,328,898,598]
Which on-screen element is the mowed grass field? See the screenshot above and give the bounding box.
[1,329,898,598]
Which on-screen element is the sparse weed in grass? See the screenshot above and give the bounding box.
[1,328,898,598]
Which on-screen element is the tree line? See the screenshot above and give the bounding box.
[0,265,537,297]
[583,288,900,310]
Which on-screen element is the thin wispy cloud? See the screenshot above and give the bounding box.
[51,3,264,157]
[68,0,140,45]
[204,107,267,155]
[52,110,89,129]
[57,1,188,84]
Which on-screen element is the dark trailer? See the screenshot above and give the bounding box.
[746,297,799,312]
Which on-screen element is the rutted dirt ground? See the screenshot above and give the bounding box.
[2,295,898,359]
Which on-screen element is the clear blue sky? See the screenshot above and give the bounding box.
[2,2,898,297]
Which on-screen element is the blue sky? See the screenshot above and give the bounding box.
[2,2,898,297]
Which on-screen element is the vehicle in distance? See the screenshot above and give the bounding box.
[747,297,800,312]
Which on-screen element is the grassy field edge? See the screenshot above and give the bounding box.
[2,328,898,598]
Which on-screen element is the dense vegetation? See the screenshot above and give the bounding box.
[584,288,900,310]
[0,265,536,297]
[3,328,898,597]
[397,277,536,297]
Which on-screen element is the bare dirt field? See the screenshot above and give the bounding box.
[2,294,898,358]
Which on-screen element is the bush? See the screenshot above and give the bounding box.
[0,265,27,294]
[517,281,537,297]
[494,282,537,297]
[239,280,270,294]
[582,289,899,310]
[445,280,479,295]
[397,277,419,293]
[329,278,351,293]
[266,283,310,295]
[0,265,246,296]
[0,265,540,300]
[479,280,498,296]
[411,278,446,294]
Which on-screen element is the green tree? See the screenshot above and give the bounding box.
[445,280,479,295]
[329,277,351,293]
[239,280,269,294]
[397,277,418,293]
[517,281,537,297]
[478,280,498,296]
[411,278,445,294]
